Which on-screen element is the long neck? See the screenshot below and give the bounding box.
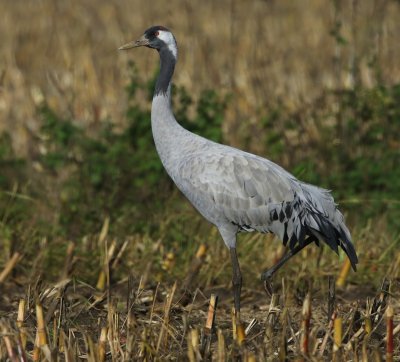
[155,47,176,96]
[151,46,183,172]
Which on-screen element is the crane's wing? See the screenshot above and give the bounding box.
[178,149,295,225]
[177,147,358,270]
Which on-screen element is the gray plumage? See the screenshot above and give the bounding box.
[119,26,358,309]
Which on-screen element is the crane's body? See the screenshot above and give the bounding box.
[119,26,358,313]
[153,93,353,252]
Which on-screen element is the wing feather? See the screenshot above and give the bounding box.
[177,150,296,227]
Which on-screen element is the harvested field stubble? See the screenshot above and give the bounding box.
[0,239,399,360]
[1,0,400,360]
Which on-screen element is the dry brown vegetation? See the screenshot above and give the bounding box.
[0,230,399,360]
[1,0,400,360]
[1,0,400,153]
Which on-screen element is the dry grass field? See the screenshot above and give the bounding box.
[2,0,400,152]
[1,0,400,360]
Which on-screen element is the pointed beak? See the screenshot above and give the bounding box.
[118,35,149,50]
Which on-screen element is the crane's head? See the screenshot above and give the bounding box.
[119,26,177,59]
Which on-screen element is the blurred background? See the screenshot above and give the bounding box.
[0,0,400,286]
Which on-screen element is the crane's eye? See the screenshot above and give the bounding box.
[155,31,160,36]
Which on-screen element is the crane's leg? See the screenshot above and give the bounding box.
[230,247,242,315]
[261,237,315,294]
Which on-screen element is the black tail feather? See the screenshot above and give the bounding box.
[282,209,358,271]
[336,227,358,271]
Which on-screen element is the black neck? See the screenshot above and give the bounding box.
[155,47,176,96]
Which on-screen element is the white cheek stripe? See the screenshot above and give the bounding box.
[158,30,178,59]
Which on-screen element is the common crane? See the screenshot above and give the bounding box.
[119,26,358,314]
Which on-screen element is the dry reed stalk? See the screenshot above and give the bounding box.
[96,218,112,291]
[138,327,148,359]
[279,308,288,362]
[111,240,129,269]
[107,300,120,361]
[264,293,280,354]
[300,293,311,357]
[364,297,372,336]
[187,328,201,362]
[181,244,207,291]
[333,317,342,348]
[52,318,59,356]
[217,329,226,362]
[266,293,280,328]
[361,338,368,362]
[364,316,372,335]
[230,300,245,346]
[98,327,107,362]
[245,319,258,336]
[205,294,218,332]
[309,326,319,356]
[353,336,359,362]
[379,278,390,300]
[236,322,246,346]
[32,331,40,361]
[0,252,21,283]
[1,322,18,362]
[319,310,336,356]
[370,278,390,327]
[156,281,177,352]
[96,269,106,291]
[203,294,218,358]
[32,303,51,361]
[61,241,75,280]
[36,303,47,347]
[336,258,351,287]
[333,316,342,361]
[231,307,237,341]
[187,331,196,362]
[126,275,134,316]
[98,217,110,245]
[126,309,137,355]
[3,334,15,361]
[385,304,394,362]
[96,239,117,291]
[58,329,65,353]
[16,298,26,349]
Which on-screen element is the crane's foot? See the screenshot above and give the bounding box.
[260,237,316,297]
[260,268,274,281]
[263,277,274,297]
[261,268,275,296]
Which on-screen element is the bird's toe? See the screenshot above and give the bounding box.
[263,277,274,297]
